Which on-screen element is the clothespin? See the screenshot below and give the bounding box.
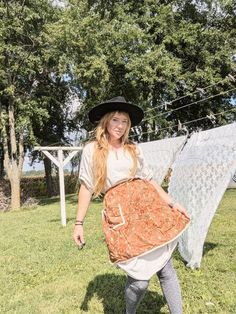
[135,125,142,134]
[178,120,182,131]
[137,126,143,138]
[206,113,216,124]
[196,87,205,94]
[182,125,188,132]
[164,101,170,110]
[179,80,188,90]
[226,74,236,82]
[177,121,189,136]
[132,126,137,133]
[182,125,190,138]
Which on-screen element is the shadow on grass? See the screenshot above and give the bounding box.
[38,195,102,207]
[38,195,76,206]
[171,248,188,264]
[81,273,165,314]
[49,217,76,223]
[171,243,218,266]
[37,197,59,206]
[203,242,218,256]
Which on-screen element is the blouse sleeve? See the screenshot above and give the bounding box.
[137,145,153,180]
[79,143,94,193]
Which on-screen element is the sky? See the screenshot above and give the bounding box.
[23,154,44,172]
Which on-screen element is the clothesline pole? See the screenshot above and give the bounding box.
[58,149,66,226]
[34,146,83,226]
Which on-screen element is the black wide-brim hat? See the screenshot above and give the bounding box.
[88,96,144,127]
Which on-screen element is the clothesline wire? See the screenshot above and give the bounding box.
[130,107,236,138]
[141,87,236,123]
[144,75,235,114]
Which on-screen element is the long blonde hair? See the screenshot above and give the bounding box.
[91,111,138,198]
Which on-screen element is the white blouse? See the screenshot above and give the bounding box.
[79,141,153,193]
[79,141,177,280]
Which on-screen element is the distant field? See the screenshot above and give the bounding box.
[0,189,235,313]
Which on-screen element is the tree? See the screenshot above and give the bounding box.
[55,0,236,139]
[30,76,78,197]
[0,0,62,209]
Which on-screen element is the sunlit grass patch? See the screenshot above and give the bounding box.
[0,190,235,313]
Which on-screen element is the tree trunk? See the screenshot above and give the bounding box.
[2,101,24,210]
[43,156,56,197]
[0,144,4,178]
[10,171,21,209]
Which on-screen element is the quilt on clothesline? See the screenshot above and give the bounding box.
[139,136,187,184]
[168,123,236,268]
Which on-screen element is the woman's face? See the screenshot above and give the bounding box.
[106,112,129,141]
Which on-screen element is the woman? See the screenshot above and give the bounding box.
[73,96,190,314]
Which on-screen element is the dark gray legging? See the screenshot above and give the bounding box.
[125,259,182,314]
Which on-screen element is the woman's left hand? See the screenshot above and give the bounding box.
[172,202,190,219]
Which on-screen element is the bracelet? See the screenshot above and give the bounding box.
[75,220,84,225]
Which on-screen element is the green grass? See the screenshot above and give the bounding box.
[0,189,236,314]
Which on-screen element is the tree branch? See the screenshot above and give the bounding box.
[2,120,11,179]
[8,101,17,162]
[18,131,24,176]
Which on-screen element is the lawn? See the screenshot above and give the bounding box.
[0,189,235,314]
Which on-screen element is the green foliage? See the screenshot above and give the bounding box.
[0,189,235,313]
[0,0,77,154]
[0,174,78,206]
[1,0,236,177]
[19,174,79,197]
[54,0,236,139]
[0,0,82,202]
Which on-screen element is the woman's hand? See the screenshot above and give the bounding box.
[149,180,190,220]
[172,202,190,219]
[73,182,92,249]
[73,225,86,249]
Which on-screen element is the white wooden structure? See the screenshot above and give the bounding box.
[34,146,82,226]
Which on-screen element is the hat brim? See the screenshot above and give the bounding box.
[88,101,144,127]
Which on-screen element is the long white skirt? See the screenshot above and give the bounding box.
[117,240,177,280]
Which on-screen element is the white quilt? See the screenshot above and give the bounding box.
[168,123,236,268]
[139,136,187,184]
